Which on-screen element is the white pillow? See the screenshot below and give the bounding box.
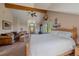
[58,31,72,38]
[50,31,58,35]
[50,31,72,38]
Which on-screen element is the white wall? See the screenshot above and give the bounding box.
[10,9,44,32]
[0,3,45,34]
[0,3,14,34]
[1,3,79,35]
[47,11,79,37]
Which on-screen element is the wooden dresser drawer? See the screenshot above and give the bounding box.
[0,36,12,45]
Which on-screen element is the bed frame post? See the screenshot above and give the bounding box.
[72,27,77,44]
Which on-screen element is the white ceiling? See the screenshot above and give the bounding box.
[15,3,79,15]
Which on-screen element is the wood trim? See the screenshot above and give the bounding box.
[5,3,47,13]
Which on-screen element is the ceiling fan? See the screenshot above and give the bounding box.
[28,11,37,17]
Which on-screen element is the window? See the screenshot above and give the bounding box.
[28,20,36,34]
[42,21,52,33]
[29,23,35,34]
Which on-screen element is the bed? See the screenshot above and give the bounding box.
[26,27,77,56]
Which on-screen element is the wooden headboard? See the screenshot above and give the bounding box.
[53,27,77,43]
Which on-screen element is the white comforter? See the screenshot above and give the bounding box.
[30,34,76,56]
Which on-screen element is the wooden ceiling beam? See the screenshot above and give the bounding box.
[5,3,47,13]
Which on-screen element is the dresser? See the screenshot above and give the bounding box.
[0,36,12,45]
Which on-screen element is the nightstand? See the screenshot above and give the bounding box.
[75,45,79,56]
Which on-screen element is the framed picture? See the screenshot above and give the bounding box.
[2,20,11,30]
